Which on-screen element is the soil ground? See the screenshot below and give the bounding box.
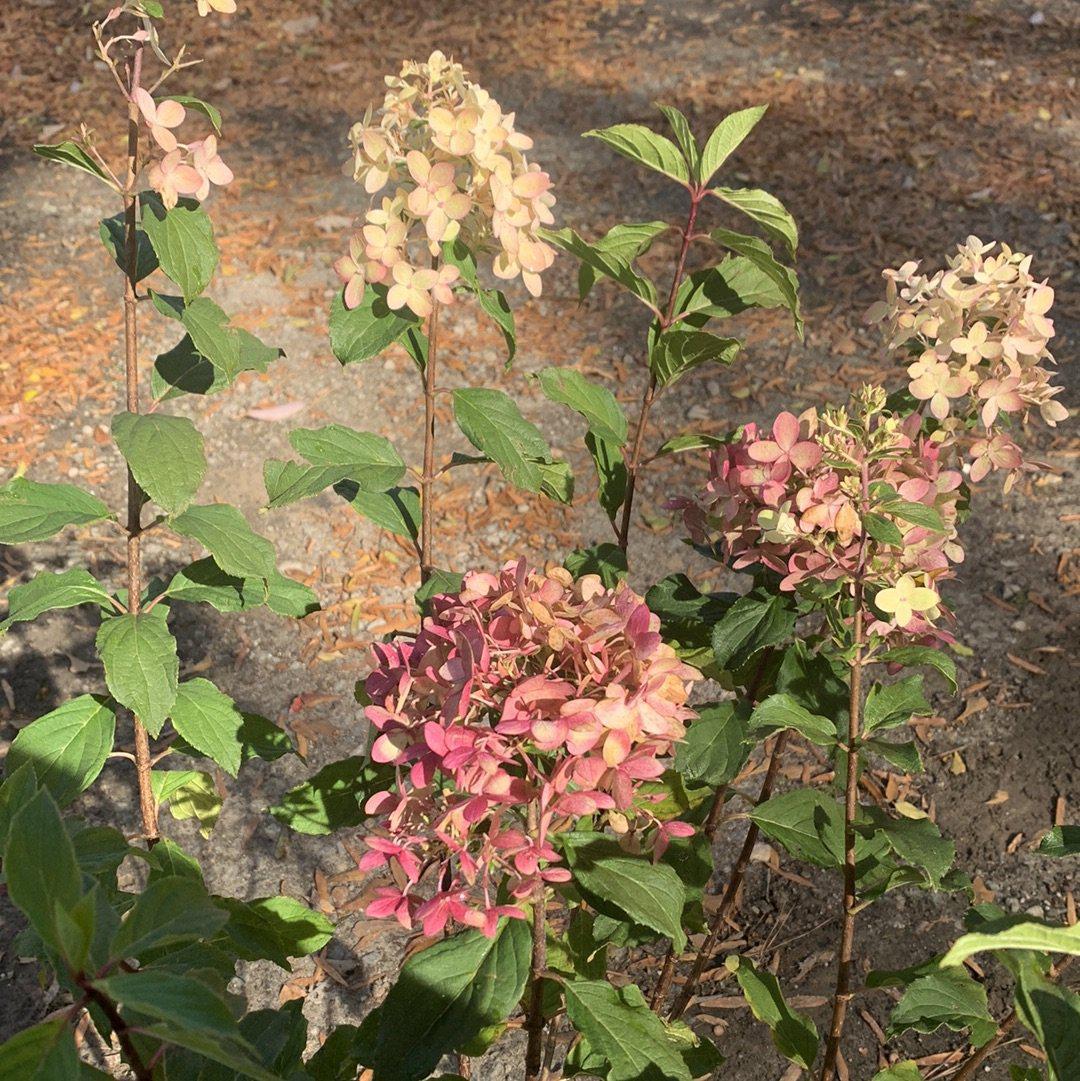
[0,1,1077,1078]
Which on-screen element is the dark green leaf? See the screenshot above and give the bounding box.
[329,287,417,366]
[96,609,179,737]
[865,738,923,774]
[169,678,245,777]
[864,675,931,735]
[887,970,996,1046]
[571,221,669,302]
[585,431,627,523]
[675,701,750,787]
[141,194,219,299]
[749,692,836,745]
[111,875,227,960]
[99,213,158,281]
[675,256,795,324]
[0,1017,84,1080]
[751,789,844,868]
[33,141,113,184]
[1039,826,1080,859]
[337,483,420,543]
[645,574,736,668]
[415,569,465,612]
[708,228,801,336]
[544,225,659,308]
[727,955,818,1070]
[886,499,946,533]
[564,544,628,587]
[712,588,796,671]
[219,894,334,967]
[112,411,206,515]
[878,646,957,694]
[864,512,905,546]
[0,477,111,544]
[163,95,222,133]
[267,757,391,835]
[649,328,740,387]
[1014,964,1080,1081]
[452,388,551,493]
[6,695,115,806]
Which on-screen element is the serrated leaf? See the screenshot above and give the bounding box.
[657,104,699,174]
[649,327,740,387]
[33,141,113,185]
[99,212,158,281]
[563,543,628,587]
[563,979,692,1081]
[865,737,924,774]
[171,503,276,581]
[1039,826,1080,858]
[538,459,575,505]
[219,894,334,967]
[329,287,417,365]
[335,483,420,543]
[886,499,946,533]
[0,477,111,544]
[727,955,817,1070]
[1,568,111,631]
[563,835,687,951]
[0,1018,84,1080]
[675,256,795,323]
[887,970,996,1045]
[544,225,659,308]
[872,1064,923,1081]
[698,105,768,185]
[862,809,955,887]
[169,678,245,777]
[151,770,222,836]
[878,646,957,693]
[940,918,1080,967]
[6,695,115,806]
[569,220,669,302]
[864,511,905,546]
[585,122,690,185]
[709,228,801,336]
[267,757,391,835]
[712,588,796,671]
[371,920,531,1081]
[112,411,206,515]
[290,425,405,492]
[96,610,179,737]
[709,186,798,256]
[141,194,219,299]
[653,431,732,457]
[452,388,551,493]
[110,875,227,960]
[1014,964,1080,1081]
[537,367,628,446]
[864,675,931,735]
[675,700,751,787]
[645,574,736,668]
[749,692,837,746]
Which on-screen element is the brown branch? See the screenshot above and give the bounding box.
[525,802,548,1081]
[617,191,703,556]
[78,979,153,1081]
[120,42,158,846]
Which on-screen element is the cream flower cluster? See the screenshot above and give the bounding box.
[335,50,556,317]
[867,237,1067,487]
[137,89,234,209]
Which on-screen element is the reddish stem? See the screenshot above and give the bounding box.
[524,802,548,1081]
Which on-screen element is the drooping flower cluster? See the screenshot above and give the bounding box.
[358,560,698,936]
[866,237,1067,489]
[677,387,965,644]
[335,50,556,316]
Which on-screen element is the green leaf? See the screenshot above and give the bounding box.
[267,757,391,835]
[749,692,837,746]
[6,695,115,806]
[645,575,736,668]
[940,918,1080,967]
[657,104,699,174]
[872,1064,923,1081]
[1,568,111,631]
[371,920,531,1081]
[219,894,334,967]
[112,411,206,515]
[141,194,219,300]
[567,221,669,302]
[33,141,113,185]
[878,646,957,694]
[562,835,687,951]
[263,569,319,618]
[562,979,692,1081]
[751,789,844,868]
[862,809,955,887]
[171,504,277,581]
[96,609,179,737]
[886,499,946,533]
[711,588,796,671]
[544,225,659,309]
[329,287,417,366]
[163,94,222,133]
[708,228,801,336]
[887,970,996,1045]
[864,512,905,546]
[169,678,245,777]
[4,787,83,959]
[653,431,731,457]
[111,875,227,960]
[152,293,282,386]
[92,971,281,1081]
[1014,964,1080,1081]
[865,737,924,774]
[864,675,931,735]
[415,569,465,612]
[698,105,768,185]
[0,477,111,544]
[0,765,39,856]
[675,256,796,323]
[99,212,158,281]
[708,186,798,256]
[585,122,690,185]
[585,432,628,523]
[649,328,740,387]
[151,770,222,836]
[444,242,518,364]
[564,543,628,587]
[537,459,575,505]
[1039,826,1080,858]
[291,425,405,492]
[0,1018,84,1080]
[726,955,818,1070]
[537,367,628,446]
[675,701,750,787]
[452,388,551,493]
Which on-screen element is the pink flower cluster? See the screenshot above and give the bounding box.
[358,560,698,937]
[677,387,965,644]
[137,90,233,209]
[335,50,556,317]
[867,237,1067,489]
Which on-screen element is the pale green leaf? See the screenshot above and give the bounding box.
[96,610,179,737]
[698,105,768,185]
[537,367,627,446]
[940,918,1080,968]
[152,770,222,836]
[171,503,276,581]
[585,122,691,185]
[1,568,111,631]
[709,186,798,256]
[709,227,801,336]
[0,477,111,544]
[452,388,550,493]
